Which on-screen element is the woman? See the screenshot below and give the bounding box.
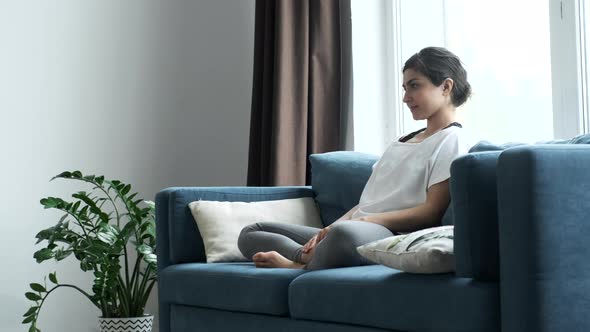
[238,46,472,270]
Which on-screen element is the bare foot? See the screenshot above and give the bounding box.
[252,251,305,269]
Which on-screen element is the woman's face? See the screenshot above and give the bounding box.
[402,68,450,121]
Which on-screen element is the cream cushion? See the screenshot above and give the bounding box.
[188,197,323,263]
[357,225,454,274]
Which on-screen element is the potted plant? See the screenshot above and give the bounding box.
[22,171,157,332]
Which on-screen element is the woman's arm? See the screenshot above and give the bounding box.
[359,180,450,232]
[335,204,359,222]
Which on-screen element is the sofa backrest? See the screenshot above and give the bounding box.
[310,151,378,226]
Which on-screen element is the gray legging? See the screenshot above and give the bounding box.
[237,221,394,270]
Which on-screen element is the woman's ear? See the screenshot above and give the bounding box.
[442,78,454,96]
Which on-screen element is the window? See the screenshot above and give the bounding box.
[351,0,587,154]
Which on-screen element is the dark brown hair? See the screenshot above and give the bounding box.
[403,47,472,107]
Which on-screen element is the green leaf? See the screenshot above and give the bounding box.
[97,232,116,245]
[127,192,138,202]
[79,205,89,216]
[54,248,73,261]
[83,242,109,258]
[35,215,70,246]
[143,253,157,264]
[140,233,154,241]
[143,221,156,237]
[52,171,72,180]
[23,306,38,317]
[49,272,58,284]
[71,200,81,212]
[72,192,109,223]
[29,323,39,332]
[40,197,59,209]
[137,244,153,255]
[34,229,53,244]
[29,283,46,293]
[33,248,54,263]
[57,213,69,225]
[121,184,131,196]
[25,292,42,301]
[22,315,35,324]
[120,219,136,235]
[144,200,155,209]
[80,260,93,271]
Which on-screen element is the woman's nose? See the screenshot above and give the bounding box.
[403,91,410,103]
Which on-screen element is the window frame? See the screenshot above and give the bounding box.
[577,0,590,133]
[357,0,589,148]
[549,0,587,138]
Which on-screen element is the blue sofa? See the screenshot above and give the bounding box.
[156,145,590,332]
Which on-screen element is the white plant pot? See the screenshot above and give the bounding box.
[99,315,153,332]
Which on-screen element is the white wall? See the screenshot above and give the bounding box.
[0,1,255,331]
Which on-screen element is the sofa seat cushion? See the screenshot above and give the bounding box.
[289,265,499,332]
[159,262,306,316]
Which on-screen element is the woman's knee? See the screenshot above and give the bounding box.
[327,222,359,244]
[318,224,363,263]
[322,222,388,260]
[329,221,393,244]
[237,223,262,256]
[239,222,261,237]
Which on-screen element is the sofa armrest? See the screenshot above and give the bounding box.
[451,151,502,280]
[155,186,315,270]
[497,145,590,332]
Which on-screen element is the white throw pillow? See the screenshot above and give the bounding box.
[188,197,324,263]
[357,225,454,274]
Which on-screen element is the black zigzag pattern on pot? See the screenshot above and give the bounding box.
[99,317,153,332]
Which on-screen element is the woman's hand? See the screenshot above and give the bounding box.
[301,235,317,254]
[302,226,332,253]
[316,225,331,242]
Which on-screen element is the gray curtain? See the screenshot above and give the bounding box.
[247,0,353,186]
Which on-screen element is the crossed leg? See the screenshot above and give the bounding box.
[239,221,393,270]
[237,222,320,268]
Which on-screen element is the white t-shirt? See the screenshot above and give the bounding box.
[352,126,471,219]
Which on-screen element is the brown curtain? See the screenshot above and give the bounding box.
[247,0,352,186]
